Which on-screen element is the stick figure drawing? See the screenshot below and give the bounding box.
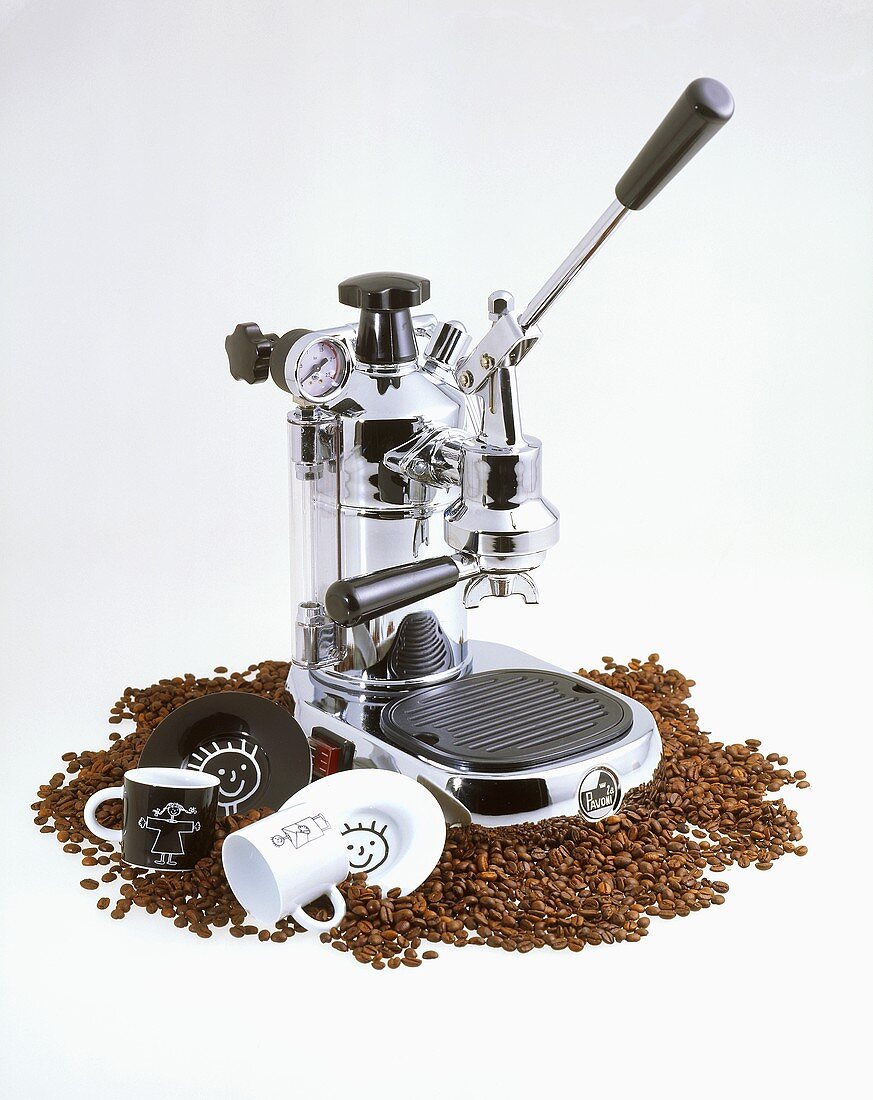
[138,802,200,866]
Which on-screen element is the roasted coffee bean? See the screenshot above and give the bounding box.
[35,654,808,968]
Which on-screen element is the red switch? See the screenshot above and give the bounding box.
[309,728,355,778]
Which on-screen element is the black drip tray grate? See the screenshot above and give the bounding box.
[380,669,633,773]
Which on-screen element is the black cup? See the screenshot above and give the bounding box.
[84,767,220,871]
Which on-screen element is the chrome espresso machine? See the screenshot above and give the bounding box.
[226,79,734,826]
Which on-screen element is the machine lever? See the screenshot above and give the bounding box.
[519,78,733,331]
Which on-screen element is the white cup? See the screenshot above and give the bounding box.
[221,798,349,931]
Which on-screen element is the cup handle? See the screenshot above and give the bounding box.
[83,786,124,843]
[291,885,346,933]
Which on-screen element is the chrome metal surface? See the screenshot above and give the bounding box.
[478,362,525,446]
[454,310,541,394]
[383,426,466,489]
[412,314,438,340]
[294,601,343,668]
[519,198,629,329]
[463,571,538,608]
[444,438,559,572]
[292,363,471,690]
[288,406,336,467]
[487,289,515,322]
[424,320,471,371]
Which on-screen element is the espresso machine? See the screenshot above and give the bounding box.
[226,79,734,826]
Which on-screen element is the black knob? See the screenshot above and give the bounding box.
[225,322,278,384]
[338,272,430,311]
[338,272,430,366]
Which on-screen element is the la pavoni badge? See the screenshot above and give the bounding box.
[577,765,622,821]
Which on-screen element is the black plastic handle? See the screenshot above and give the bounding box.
[615,78,734,211]
[325,557,461,628]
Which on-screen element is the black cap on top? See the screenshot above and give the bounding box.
[338,272,430,366]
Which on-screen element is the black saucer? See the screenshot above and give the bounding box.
[138,692,311,817]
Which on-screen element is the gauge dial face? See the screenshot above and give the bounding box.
[295,338,348,400]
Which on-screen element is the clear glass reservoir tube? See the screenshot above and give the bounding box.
[287,406,343,667]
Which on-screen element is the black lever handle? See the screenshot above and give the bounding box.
[325,557,461,628]
[615,78,734,211]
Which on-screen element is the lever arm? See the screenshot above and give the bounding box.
[518,200,628,331]
[518,78,734,331]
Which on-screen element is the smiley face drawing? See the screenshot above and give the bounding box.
[187,738,263,814]
[341,820,390,874]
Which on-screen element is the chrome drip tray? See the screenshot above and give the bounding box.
[380,669,633,773]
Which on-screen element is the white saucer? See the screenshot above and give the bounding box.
[285,770,446,895]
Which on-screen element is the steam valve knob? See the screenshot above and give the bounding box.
[226,322,278,384]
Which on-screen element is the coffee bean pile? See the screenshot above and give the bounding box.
[33,654,809,967]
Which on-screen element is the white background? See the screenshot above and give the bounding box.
[1,1,870,1096]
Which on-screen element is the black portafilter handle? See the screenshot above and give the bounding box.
[615,78,734,211]
[325,557,461,628]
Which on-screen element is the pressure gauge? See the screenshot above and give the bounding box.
[269,326,355,404]
[295,337,350,402]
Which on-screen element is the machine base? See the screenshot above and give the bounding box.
[289,640,662,827]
